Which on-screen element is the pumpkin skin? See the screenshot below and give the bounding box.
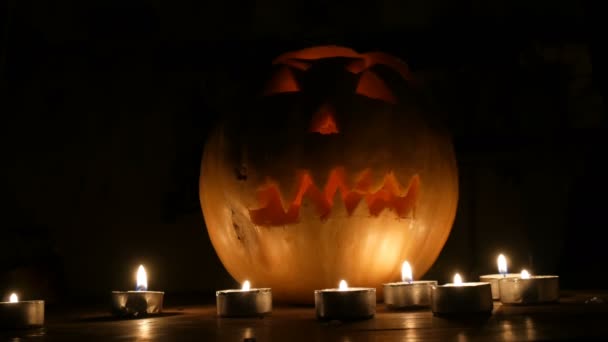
[199,46,458,304]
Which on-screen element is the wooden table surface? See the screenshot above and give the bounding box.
[2,291,608,341]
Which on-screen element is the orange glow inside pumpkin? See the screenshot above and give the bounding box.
[249,168,420,226]
[310,104,339,134]
[281,59,311,71]
[265,45,412,102]
[263,66,300,95]
[273,45,412,82]
[355,70,396,104]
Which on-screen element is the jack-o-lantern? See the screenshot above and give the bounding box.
[200,45,458,304]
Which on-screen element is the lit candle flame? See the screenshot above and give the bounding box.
[401,261,413,283]
[339,280,348,291]
[453,273,463,285]
[9,293,18,303]
[521,269,531,279]
[136,265,148,291]
[498,254,507,276]
[242,280,251,291]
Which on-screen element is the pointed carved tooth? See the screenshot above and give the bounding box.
[366,188,391,216]
[329,191,348,219]
[256,181,289,211]
[299,196,318,221]
[343,191,364,215]
[323,167,348,200]
[382,172,403,195]
[377,205,399,221]
[408,206,416,220]
[250,169,421,226]
[395,173,420,218]
[354,168,373,192]
[351,196,369,217]
[249,182,289,226]
[291,171,314,206]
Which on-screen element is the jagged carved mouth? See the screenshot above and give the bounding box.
[249,167,420,226]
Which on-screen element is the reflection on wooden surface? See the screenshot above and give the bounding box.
[1,291,607,341]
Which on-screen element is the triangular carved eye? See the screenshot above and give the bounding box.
[263,66,300,96]
[310,104,339,135]
[355,71,396,104]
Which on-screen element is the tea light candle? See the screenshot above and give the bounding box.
[499,269,559,305]
[216,280,272,317]
[431,273,493,316]
[384,261,437,309]
[315,280,376,320]
[479,254,521,300]
[0,293,44,329]
[111,265,164,317]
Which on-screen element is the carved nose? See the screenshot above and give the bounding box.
[310,103,339,135]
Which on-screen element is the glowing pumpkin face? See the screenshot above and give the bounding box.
[200,46,458,304]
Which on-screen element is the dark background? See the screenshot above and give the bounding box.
[1,0,606,305]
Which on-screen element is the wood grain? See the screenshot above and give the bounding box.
[2,291,607,341]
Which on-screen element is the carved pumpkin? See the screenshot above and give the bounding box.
[200,45,458,304]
